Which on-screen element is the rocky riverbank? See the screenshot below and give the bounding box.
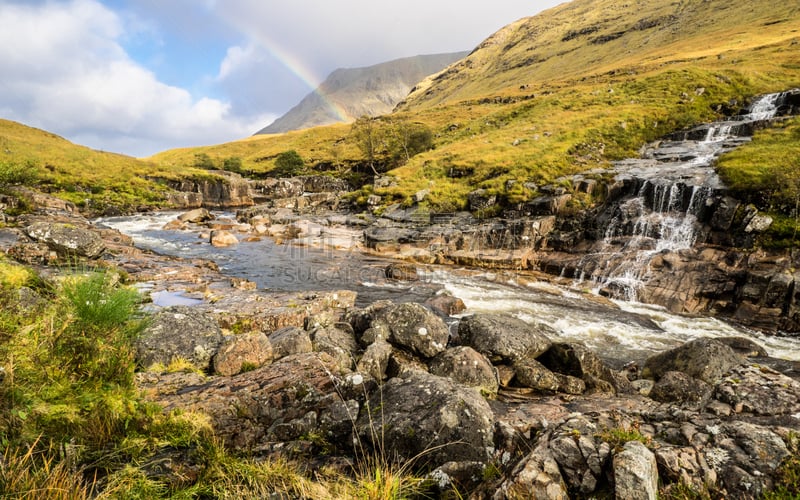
[3,190,800,498]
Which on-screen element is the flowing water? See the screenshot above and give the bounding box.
[96,92,800,364]
[98,208,800,364]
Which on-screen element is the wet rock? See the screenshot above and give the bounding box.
[363,226,419,249]
[614,440,658,500]
[379,303,450,358]
[538,343,633,394]
[715,337,768,357]
[424,293,466,317]
[136,306,224,371]
[213,332,273,377]
[268,326,313,360]
[642,337,745,384]
[355,371,494,466]
[429,346,499,396]
[458,313,553,363]
[649,371,712,407]
[384,262,418,281]
[177,208,214,223]
[25,221,105,258]
[210,230,238,247]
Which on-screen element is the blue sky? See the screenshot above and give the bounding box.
[0,0,564,157]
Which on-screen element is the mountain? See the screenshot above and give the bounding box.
[400,0,800,110]
[255,52,468,135]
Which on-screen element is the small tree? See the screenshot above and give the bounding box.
[222,156,243,174]
[351,116,384,175]
[272,150,305,177]
[388,120,434,165]
[194,153,215,170]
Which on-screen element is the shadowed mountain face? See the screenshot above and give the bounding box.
[255,52,468,135]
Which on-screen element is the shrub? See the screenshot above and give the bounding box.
[272,150,305,177]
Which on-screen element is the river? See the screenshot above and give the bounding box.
[97,210,800,365]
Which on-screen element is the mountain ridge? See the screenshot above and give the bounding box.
[255,52,467,135]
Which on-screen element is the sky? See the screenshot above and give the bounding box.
[0,0,565,157]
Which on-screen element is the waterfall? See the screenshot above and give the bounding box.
[574,91,787,300]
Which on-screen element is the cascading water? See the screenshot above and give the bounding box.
[574,91,788,300]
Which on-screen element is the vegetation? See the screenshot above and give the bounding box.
[272,149,306,177]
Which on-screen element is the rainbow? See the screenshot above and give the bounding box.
[253,34,350,123]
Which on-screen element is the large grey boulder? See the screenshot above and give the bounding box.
[310,324,359,372]
[268,326,312,360]
[378,303,450,358]
[177,208,213,223]
[649,370,712,407]
[355,371,494,466]
[458,313,552,362]
[614,441,658,500]
[429,346,499,396]
[135,306,224,371]
[25,221,105,258]
[642,337,745,384]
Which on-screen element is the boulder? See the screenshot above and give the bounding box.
[135,306,224,371]
[177,208,214,223]
[467,189,497,211]
[429,346,499,396]
[642,337,745,384]
[538,342,633,394]
[268,326,313,360]
[424,294,467,317]
[384,263,418,281]
[648,371,712,407]
[549,416,607,495]
[356,339,393,380]
[210,230,238,247]
[379,303,450,358]
[354,371,494,466]
[614,441,658,500]
[496,439,569,500]
[310,325,359,372]
[25,221,105,258]
[213,332,273,376]
[458,313,552,363]
[713,364,800,415]
[512,357,560,392]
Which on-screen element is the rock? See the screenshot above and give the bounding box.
[429,346,499,396]
[136,306,224,371]
[642,338,745,384]
[363,226,419,249]
[713,364,800,415]
[458,313,552,363]
[162,219,187,231]
[268,326,312,360]
[549,417,604,495]
[467,189,497,211]
[210,230,238,247]
[379,303,450,358]
[355,371,494,466]
[213,332,273,376]
[252,178,304,200]
[357,339,393,380]
[538,343,633,394]
[614,441,658,500]
[512,357,560,392]
[384,263,418,281]
[496,439,569,500]
[25,221,105,258]
[300,175,349,193]
[715,337,768,357]
[310,325,359,372]
[744,213,773,233]
[177,208,214,223]
[649,371,712,407]
[655,446,707,492]
[424,294,466,317]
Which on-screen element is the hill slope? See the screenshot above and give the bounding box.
[256,52,467,134]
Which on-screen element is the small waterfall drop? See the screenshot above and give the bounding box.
[574,91,788,300]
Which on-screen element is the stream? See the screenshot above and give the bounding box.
[97,210,800,365]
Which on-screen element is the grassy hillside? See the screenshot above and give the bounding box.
[149,0,800,212]
[0,119,216,213]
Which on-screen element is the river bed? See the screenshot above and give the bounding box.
[97,211,800,364]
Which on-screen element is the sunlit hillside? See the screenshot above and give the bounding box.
[149,0,800,212]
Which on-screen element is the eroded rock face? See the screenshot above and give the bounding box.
[213,332,273,376]
[614,441,658,500]
[25,221,105,258]
[538,342,633,394]
[135,306,224,371]
[355,371,494,466]
[458,313,552,362]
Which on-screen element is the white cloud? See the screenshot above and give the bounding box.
[0,0,274,157]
